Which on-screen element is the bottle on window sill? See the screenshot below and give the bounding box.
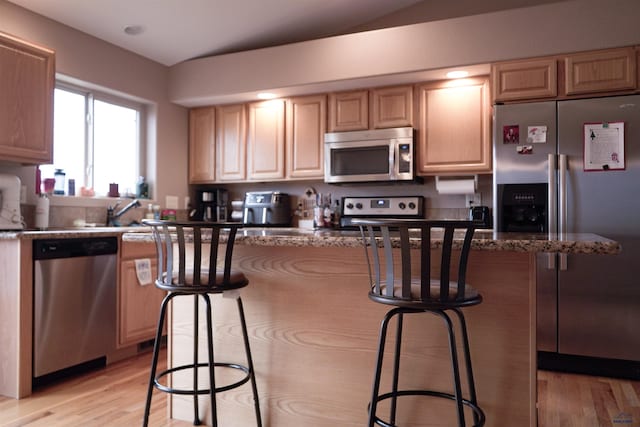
[137,176,149,199]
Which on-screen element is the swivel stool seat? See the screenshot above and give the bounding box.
[352,219,485,427]
[142,220,262,427]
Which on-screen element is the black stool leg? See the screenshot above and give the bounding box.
[237,296,263,427]
[453,308,483,426]
[389,312,404,425]
[368,307,401,427]
[202,294,218,427]
[142,291,175,427]
[193,295,201,425]
[438,310,465,426]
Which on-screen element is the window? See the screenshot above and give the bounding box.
[41,85,144,197]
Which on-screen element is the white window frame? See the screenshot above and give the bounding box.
[51,82,146,196]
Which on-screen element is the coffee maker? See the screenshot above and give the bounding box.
[243,191,291,226]
[0,174,23,230]
[190,188,229,222]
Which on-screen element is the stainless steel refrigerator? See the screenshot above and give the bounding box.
[493,95,640,377]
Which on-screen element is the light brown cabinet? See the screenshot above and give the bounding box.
[117,241,165,348]
[286,95,326,179]
[188,107,216,183]
[0,31,55,165]
[247,99,286,181]
[416,77,491,175]
[491,58,558,102]
[371,85,414,128]
[216,104,247,182]
[492,46,639,103]
[564,47,636,95]
[328,90,368,132]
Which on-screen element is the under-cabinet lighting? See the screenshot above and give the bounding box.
[257,92,277,100]
[446,70,469,79]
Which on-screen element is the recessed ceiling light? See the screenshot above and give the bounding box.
[446,70,469,79]
[257,92,277,100]
[124,25,145,36]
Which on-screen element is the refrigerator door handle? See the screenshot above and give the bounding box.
[547,153,557,269]
[559,153,568,271]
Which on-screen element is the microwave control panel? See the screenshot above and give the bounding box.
[342,196,423,217]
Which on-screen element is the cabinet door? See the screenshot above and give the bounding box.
[216,104,246,182]
[0,32,54,164]
[417,77,491,174]
[371,85,413,128]
[247,99,285,180]
[564,47,636,95]
[328,90,368,132]
[188,107,216,183]
[491,58,557,102]
[286,95,326,179]
[118,257,164,348]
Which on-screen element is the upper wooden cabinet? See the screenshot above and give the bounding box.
[416,77,491,175]
[492,58,558,102]
[0,32,55,165]
[216,104,246,182]
[188,107,216,183]
[565,47,636,95]
[371,85,414,129]
[286,95,326,179]
[492,46,639,103]
[247,99,285,181]
[328,90,368,132]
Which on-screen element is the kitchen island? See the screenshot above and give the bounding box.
[122,228,619,427]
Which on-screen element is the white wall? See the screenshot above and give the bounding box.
[169,0,640,106]
[0,0,188,207]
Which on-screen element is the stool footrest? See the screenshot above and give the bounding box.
[371,389,485,427]
[154,362,251,396]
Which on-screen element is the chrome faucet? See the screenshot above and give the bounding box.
[106,199,142,226]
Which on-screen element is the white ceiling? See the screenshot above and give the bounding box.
[8,0,569,67]
[8,0,425,66]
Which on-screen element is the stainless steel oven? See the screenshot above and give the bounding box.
[324,127,415,183]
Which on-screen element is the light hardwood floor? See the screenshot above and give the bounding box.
[0,351,638,426]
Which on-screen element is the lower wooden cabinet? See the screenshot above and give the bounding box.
[118,241,165,348]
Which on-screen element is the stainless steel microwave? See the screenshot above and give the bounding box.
[324,127,415,183]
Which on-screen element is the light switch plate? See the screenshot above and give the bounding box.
[465,192,481,208]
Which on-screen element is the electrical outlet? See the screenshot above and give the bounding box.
[465,192,481,208]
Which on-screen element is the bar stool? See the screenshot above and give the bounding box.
[141,220,262,427]
[352,218,485,427]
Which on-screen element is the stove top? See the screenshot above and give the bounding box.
[340,196,424,228]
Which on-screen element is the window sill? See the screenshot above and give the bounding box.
[46,195,156,208]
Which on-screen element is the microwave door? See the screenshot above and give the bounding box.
[325,140,393,183]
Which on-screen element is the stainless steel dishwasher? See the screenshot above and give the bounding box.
[33,237,118,384]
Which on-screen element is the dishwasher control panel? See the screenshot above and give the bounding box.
[33,237,118,259]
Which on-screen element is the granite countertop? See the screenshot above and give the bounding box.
[121,227,621,255]
[0,226,147,240]
[0,226,620,254]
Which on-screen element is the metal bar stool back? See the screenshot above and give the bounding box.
[142,220,262,427]
[353,218,485,427]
